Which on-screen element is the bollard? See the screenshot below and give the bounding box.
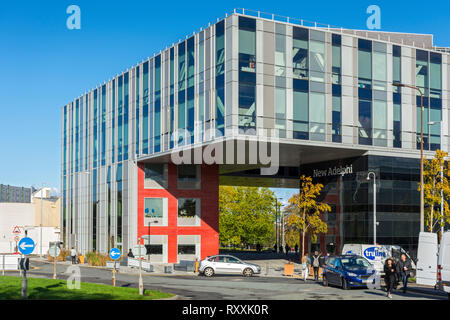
[195,259,199,273]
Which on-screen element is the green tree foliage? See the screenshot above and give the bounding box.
[219,186,276,248]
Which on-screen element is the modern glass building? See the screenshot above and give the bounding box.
[62,9,450,262]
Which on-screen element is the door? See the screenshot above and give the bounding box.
[225,256,244,274]
[416,232,438,286]
[214,256,230,273]
[326,258,338,285]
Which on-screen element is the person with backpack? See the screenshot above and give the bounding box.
[70,247,77,264]
[312,251,321,281]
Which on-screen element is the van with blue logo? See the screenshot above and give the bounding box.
[342,244,416,277]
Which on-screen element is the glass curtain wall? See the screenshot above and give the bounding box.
[178,41,187,145]
[186,37,195,144]
[293,27,309,140]
[170,48,175,148]
[143,62,149,154]
[112,80,116,163]
[101,85,107,166]
[216,20,226,135]
[309,30,326,141]
[332,34,342,143]
[136,66,140,156]
[155,56,162,152]
[198,32,205,142]
[274,24,286,138]
[117,76,123,161]
[393,45,402,148]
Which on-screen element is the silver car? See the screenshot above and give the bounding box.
[199,255,261,277]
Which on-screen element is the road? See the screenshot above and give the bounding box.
[2,260,445,300]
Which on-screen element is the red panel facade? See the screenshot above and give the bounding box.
[137,163,219,263]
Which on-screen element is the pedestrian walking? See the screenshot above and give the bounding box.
[384,258,396,299]
[285,244,289,256]
[70,247,77,264]
[301,253,309,281]
[312,251,321,281]
[397,253,412,293]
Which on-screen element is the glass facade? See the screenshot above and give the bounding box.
[61,13,448,254]
[301,155,420,258]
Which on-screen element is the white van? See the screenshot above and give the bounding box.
[342,244,390,274]
[438,232,450,298]
[342,244,416,276]
[416,231,450,299]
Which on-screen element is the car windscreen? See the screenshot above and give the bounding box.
[341,257,371,270]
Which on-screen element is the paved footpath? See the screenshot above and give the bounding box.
[2,259,446,300]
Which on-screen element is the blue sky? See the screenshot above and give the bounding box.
[0,1,449,197]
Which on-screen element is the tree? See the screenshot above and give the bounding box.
[285,175,330,258]
[420,150,450,233]
[219,186,276,249]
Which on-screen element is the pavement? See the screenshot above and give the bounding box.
[2,257,446,300]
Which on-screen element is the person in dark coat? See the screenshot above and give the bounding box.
[127,249,134,258]
[384,258,396,298]
[397,253,412,293]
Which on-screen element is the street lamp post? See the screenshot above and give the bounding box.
[393,83,425,232]
[429,120,445,238]
[367,172,377,245]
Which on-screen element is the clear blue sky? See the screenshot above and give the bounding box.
[1,1,449,193]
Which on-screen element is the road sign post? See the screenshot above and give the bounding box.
[138,237,144,295]
[18,237,35,300]
[49,245,61,279]
[109,248,121,287]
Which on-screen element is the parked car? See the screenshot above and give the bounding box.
[199,255,261,277]
[322,255,377,289]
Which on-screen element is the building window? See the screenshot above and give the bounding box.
[178,198,201,226]
[177,165,201,189]
[238,16,256,132]
[178,245,196,255]
[144,197,167,226]
[145,244,163,255]
[293,27,308,80]
[393,45,402,148]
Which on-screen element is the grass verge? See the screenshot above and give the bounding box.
[0,276,174,300]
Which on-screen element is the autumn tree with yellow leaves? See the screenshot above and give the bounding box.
[285,175,330,257]
[420,150,450,233]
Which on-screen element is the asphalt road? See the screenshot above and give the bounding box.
[5,260,446,300]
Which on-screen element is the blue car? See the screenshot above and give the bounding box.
[322,255,377,289]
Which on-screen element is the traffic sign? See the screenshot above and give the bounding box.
[132,245,146,257]
[12,226,21,234]
[18,237,35,255]
[49,246,61,258]
[109,248,121,260]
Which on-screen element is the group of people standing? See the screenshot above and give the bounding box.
[300,250,330,281]
[384,253,412,298]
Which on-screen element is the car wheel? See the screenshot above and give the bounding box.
[243,268,254,277]
[341,277,349,290]
[203,267,214,277]
[323,275,328,287]
[410,270,416,279]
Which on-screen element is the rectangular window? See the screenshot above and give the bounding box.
[309,38,325,83]
[178,198,201,226]
[309,92,325,141]
[393,45,402,148]
[144,197,168,226]
[238,17,256,133]
[143,62,149,154]
[145,244,163,255]
[293,83,309,140]
[293,27,308,80]
[332,34,342,85]
[373,100,387,147]
[178,245,196,255]
[216,20,226,135]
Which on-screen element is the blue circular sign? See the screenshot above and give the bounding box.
[109,248,121,260]
[18,237,35,255]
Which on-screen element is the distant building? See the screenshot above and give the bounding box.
[0,184,35,203]
[0,186,60,254]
